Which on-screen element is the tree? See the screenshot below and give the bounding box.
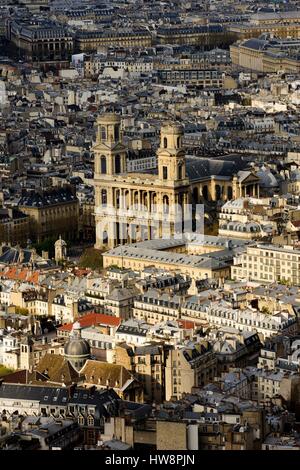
[261,306,271,315]
[33,237,56,258]
[78,248,103,270]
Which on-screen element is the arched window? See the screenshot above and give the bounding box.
[87,415,94,426]
[227,186,233,200]
[215,185,221,200]
[163,137,168,148]
[177,136,181,148]
[115,189,120,209]
[115,154,121,174]
[178,163,183,180]
[78,415,85,426]
[134,191,139,209]
[100,155,107,174]
[163,195,169,214]
[125,190,130,209]
[101,189,107,206]
[101,126,106,141]
[163,166,168,180]
[102,231,108,244]
[114,125,120,141]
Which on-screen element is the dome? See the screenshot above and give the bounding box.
[64,337,90,358]
[64,320,90,358]
[257,167,278,188]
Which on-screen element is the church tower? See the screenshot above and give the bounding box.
[20,335,34,370]
[93,113,128,250]
[94,113,127,177]
[157,122,187,187]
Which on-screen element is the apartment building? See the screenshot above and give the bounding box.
[232,244,300,285]
[157,69,225,89]
[132,290,181,325]
[75,29,152,52]
[18,187,79,243]
[165,341,217,400]
[115,342,171,404]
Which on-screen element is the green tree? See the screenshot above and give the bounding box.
[78,248,103,270]
[33,237,56,258]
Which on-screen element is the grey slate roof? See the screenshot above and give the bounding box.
[186,156,250,181]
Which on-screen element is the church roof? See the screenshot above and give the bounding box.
[35,353,80,385]
[80,360,134,390]
[185,156,250,181]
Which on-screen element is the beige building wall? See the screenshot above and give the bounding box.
[156,421,187,450]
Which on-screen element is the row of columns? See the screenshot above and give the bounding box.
[195,182,260,202]
[111,188,190,214]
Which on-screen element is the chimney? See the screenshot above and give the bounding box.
[68,383,77,398]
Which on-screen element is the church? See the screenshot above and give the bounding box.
[93,113,260,249]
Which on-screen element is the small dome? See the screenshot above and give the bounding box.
[257,167,278,188]
[64,337,90,358]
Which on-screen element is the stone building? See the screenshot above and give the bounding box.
[75,29,152,52]
[230,38,300,73]
[18,187,79,243]
[93,113,258,250]
[165,341,217,400]
[115,343,171,404]
[7,17,74,65]
[0,208,30,246]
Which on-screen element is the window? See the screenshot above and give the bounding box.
[78,415,85,425]
[115,154,121,174]
[101,126,106,141]
[178,164,182,180]
[163,166,168,180]
[87,415,94,426]
[100,155,107,174]
[101,189,107,206]
[114,125,120,141]
[163,137,168,148]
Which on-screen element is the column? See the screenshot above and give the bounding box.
[211,178,216,201]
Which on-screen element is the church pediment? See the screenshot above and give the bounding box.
[237,171,260,184]
[93,142,126,152]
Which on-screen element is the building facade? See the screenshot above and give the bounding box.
[93,113,258,250]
